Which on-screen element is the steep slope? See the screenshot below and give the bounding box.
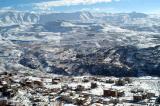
[39,11,94,24]
[0,11,39,25]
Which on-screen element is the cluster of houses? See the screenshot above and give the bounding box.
[0,71,160,106]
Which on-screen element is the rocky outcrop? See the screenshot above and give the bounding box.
[73,45,160,77]
[19,57,40,69]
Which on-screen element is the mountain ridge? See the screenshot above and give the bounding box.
[0,10,158,25]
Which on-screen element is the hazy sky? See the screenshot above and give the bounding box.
[0,0,160,13]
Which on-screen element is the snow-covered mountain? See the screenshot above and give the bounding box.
[1,10,160,33]
[0,10,159,25]
[39,11,94,24]
[0,10,160,77]
[0,11,95,25]
[0,11,39,25]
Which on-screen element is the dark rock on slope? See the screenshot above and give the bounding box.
[19,57,40,69]
[72,45,160,77]
[18,45,160,77]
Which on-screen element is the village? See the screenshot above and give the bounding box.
[0,70,160,106]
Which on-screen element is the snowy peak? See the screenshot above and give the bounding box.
[0,11,95,25]
[0,11,159,29]
[39,11,94,24]
[0,11,39,25]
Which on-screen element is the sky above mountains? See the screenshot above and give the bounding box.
[0,0,160,13]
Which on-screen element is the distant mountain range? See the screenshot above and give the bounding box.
[0,11,159,25]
